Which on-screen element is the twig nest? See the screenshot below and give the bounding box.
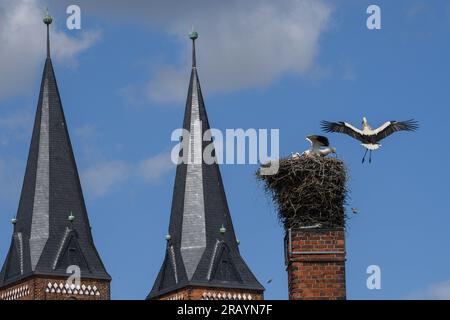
[257,155,349,229]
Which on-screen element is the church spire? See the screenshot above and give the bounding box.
[0,11,110,299]
[148,31,264,300]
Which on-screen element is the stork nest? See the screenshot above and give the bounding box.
[256,156,349,229]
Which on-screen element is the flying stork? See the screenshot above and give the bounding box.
[321,117,418,163]
[292,135,336,158]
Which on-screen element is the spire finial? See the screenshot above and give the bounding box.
[43,8,53,58]
[189,27,198,40]
[43,7,53,25]
[189,28,198,68]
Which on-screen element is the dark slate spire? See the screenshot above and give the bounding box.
[148,31,264,299]
[0,12,110,287]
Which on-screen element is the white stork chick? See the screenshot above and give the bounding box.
[321,117,418,163]
[301,135,336,158]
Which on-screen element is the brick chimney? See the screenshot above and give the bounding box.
[285,228,346,300]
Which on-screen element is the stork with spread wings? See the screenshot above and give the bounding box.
[321,117,418,163]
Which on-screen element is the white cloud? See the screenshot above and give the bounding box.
[0,0,101,100]
[0,108,33,146]
[147,67,188,104]
[81,151,174,198]
[72,124,174,197]
[80,0,331,104]
[1,0,331,102]
[138,152,174,182]
[3,0,331,103]
[408,280,450,300]
[0,157,23,203]
[81,161,130,197]
[73,124,98,141]
[52,29,101,67]
[148,0,332,102]
[406,3,427,18]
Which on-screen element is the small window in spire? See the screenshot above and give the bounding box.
[68,247,80,265]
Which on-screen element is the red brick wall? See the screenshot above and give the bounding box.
[286,228,346,300]
[0,276,110,300]
[156,286,264,300]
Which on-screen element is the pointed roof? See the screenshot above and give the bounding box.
[0,12,110,287]
[148,32,264,299]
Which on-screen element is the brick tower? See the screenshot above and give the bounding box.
[147,31,264,300]
[0,12,111,300]
[285,228,346,300]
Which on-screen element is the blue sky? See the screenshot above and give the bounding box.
[1,0,450,299]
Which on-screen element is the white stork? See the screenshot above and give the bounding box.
[297,135,336,158]
[321,117,418,163]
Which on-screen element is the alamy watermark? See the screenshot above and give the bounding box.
[66,5,81,30]
[366,4,381,30]
[366,265,381,290]
[66,264,81,288]
[171,121,280,175]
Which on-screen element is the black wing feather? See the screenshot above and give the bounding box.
[308,135,329,147]
[321,120,365,142]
